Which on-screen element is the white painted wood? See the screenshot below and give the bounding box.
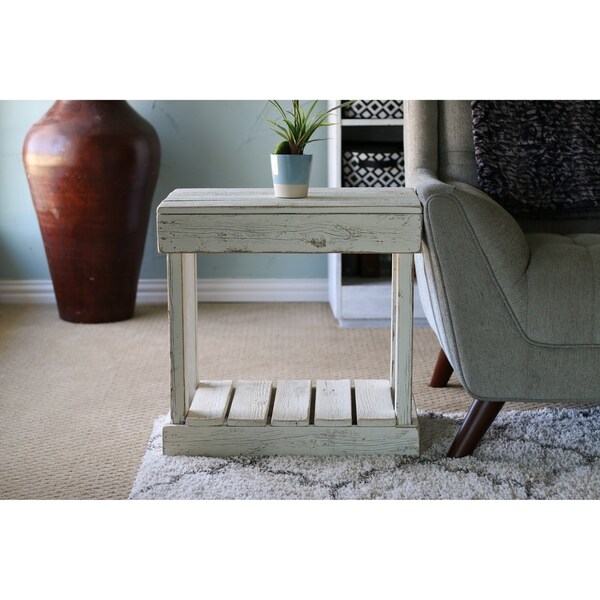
[325,105,411,329]
[167,253,198,425]
[314,380,352,426]
[390,256,399,415]
[158,185,422,455]
[0,280,59,303]
[327,254,342,318]
[327,101,342,188]
[332,281,425,327]
[2,278,330,305]
[355,379,396,426]
[271,380,312,426]
[183,254,198,420]
[341,118,404,127]
[158,187,421,213]
[186,380,233,426]
[193,278,327,303]
[158,213,422,254]
[337,317,393,329]
[163,423,419,457]
[341,280,391,319]
[390,253,414,426]
[0,277,426,317]
[227,380,273,426]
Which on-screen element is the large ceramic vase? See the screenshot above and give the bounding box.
[23,100,161,323]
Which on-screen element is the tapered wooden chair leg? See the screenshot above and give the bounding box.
[447,399,505,458]
[429,348,454,387]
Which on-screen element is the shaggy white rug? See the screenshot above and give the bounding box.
[129,406,600,499]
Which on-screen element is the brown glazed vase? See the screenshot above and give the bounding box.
[23,100,160,323]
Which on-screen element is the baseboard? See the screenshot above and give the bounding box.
[0,280,58,304]
[0,278,330,304]
[0,278,425,322]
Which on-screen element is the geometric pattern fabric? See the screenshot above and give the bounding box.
[343,100,404,120]
[342,149,405,187]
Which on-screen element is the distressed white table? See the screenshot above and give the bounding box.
[156,187,422,456]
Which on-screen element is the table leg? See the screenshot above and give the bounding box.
[390,253,414,426]
[167,253,198,424]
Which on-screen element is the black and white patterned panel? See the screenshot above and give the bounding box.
[342,149,405,187]
[342,100,404,120]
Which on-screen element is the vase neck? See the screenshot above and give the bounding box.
[50,100,132,117]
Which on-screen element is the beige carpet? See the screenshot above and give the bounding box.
[0,302,584,500]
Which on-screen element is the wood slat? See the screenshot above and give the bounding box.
[390,253,414,425]
[186,380,233,426]
[159,187,421,213]
[167,253,197,425]
[354,379,396,426]
[163,423,420,457]
[271,380,311,426]
[158,213,422,254]
[314,379,352,426]
[227,380,273,426]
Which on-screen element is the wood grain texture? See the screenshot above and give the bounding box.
[227,380,273,426]
[163,423,419,457]
[354,379,396,426]
[158,213,422,254]
[186,380,233,426]
[167,253,197,425]
[159,187,422,454]
[158,187,421,213]
[271,380,311,426]
[314,380,352,426]
[390,253,414,426]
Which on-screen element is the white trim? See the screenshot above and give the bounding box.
[0,280,57,304]
[194,279,328,303]
[0,278,424,321]
[0,278,330,304]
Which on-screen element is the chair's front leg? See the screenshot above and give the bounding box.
[447,399,505,457]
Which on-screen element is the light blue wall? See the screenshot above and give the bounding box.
[0,100,329,280]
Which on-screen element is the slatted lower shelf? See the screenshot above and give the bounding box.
[163,379,419,456]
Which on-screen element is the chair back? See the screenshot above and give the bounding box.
[405,100,600,234]
[405,100,477,188]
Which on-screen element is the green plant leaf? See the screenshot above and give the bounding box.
[264,99,355,154]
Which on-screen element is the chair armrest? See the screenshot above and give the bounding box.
[418,177,529,296]
[415,176,531,398]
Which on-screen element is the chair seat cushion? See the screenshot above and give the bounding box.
[525,232,600,344]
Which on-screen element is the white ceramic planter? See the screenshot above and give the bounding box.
[270,154,312,198]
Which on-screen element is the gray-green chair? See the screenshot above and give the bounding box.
[404,100,600,456]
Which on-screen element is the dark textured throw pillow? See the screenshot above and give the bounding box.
[471,100,600,218]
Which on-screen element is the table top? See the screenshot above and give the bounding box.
[157,187,421,215]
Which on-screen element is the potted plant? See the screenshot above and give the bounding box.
[266,100,351,198]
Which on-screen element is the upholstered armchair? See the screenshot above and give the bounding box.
[404,100,600,457]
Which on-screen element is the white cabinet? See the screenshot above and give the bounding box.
[327,100,406,327]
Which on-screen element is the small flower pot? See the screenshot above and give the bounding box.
[270,153,312,198]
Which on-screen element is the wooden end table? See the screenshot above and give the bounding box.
[156,187,422,456]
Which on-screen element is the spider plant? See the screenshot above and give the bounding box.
[266,100,352,155]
